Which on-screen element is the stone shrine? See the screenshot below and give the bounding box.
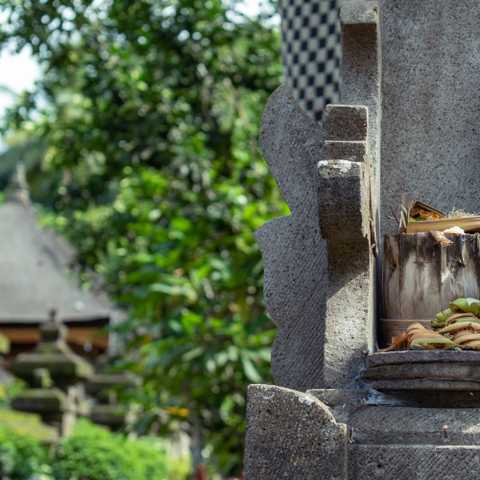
[245,1,480,479]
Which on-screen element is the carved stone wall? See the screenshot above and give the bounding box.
[244,1,480,478]
[256,87,328,390]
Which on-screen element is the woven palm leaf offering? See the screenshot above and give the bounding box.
[432,298,480,350]
[385,322,457,351]
[385,298,480,351]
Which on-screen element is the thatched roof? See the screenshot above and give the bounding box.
[0,198,115,325]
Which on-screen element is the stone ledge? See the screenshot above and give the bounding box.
[364,351,480,395]
[350,406,480,445]
[368,350,480,367]
[350,444,480,480]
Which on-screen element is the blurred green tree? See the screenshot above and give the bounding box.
[0,0,284,475]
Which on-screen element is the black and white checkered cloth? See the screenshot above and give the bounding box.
[280,0,341,123]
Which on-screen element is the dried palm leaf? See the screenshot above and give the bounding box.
[407,323,457,350]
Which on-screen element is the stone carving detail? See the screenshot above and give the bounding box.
[257,92,375,391]
[256,86,329,390]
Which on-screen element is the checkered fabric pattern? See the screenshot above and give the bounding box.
[280,0,341,123]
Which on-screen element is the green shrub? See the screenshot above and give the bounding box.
[0,414,184,480]
[53,420,169,480]
[0,409,57,443]
[0,425,52,480]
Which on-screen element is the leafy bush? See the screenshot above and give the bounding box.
[0,409,56,443]
[0,416,184,480]
[52,420,170,480]
[0,424,52,480]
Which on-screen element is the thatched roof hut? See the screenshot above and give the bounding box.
[0,193,120,356]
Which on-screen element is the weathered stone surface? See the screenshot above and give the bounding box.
[350,445,480,480]
[325,105,368,141]
[308,388,368,422]
[340,6,380,361]
[340,0,377,25]
[244,384,347,480]
[380,0,480,232]
[364,362,480,383]
[367,379,480,392]
[320,105,372,388]
[364,350,480,390]
[318,160,366,241]
[324,140,367,162]
[256,86,328,390]
[368,350,480,367]
[351,406,480,445]
[341,2,379,207]
[366,389,480,409]
[247,3,480,478]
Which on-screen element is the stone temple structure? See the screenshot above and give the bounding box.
[0,170,134,435]
[244,1,480,478]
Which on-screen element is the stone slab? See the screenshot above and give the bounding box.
[340,0,378,25]
[244,384,348,480]
[350,444,480,480]
[325,104,368,141]
[319,105,372,389]
[325,140,367,162]
[368,350,480,367]
[308,388,369,422]
[351,406,480,445]
[318,160,366,242]
[364,363,480,382]
[367,379,480,392]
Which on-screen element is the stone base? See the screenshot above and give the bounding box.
[350,445,480,480]
[245,384,480,480]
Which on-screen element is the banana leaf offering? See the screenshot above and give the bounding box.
[432,298,480,328]
[450,298,480,316]
[386,298,480,351]
[385,323,457,351]
[432,298,480,350]
[407,323,456,350]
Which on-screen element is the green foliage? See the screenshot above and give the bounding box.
[0,423,52,480]
[0,409,57,443]
[0,0,284,474]
[0,417,187,480]
[0,379,25,408]
[53,420,171,480]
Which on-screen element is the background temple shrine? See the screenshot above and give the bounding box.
[0,172,120,359]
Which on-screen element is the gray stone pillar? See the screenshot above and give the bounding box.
[244,385,348,479]
[380,0,480,232]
